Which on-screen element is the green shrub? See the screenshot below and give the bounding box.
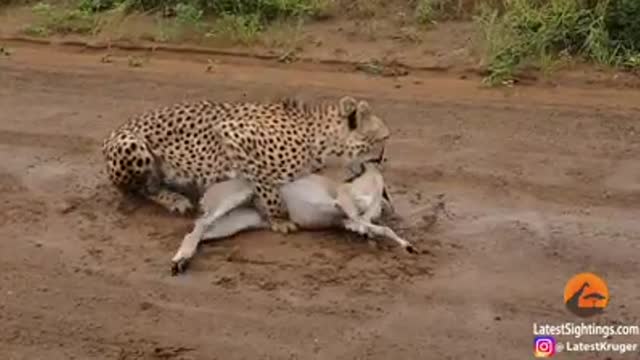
[202,0,325,20]
[78,0,111,12]
[414,0,507,23]
[28,2,97,35]
[77,0,327,23]
[175,2,202,24]
[206,13,262,44]
[415,0,436,24]
[478,0,640,84]
[605,0,640,51]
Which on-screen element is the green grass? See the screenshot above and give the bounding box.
[476,0,640,85]
[26,2,98,36]
[414,0,505,24]
[155,2,204,41]
[9,0,329,44]
[415,0,437,24]
[6,0,640,84]
[76,0,328,44]
[205,13,262,44]
[76,0,329,20]
[337,0,384,19]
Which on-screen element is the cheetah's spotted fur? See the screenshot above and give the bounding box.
[102,96,390,233]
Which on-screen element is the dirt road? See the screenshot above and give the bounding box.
[1,43,639,360]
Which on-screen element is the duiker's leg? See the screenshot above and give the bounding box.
[170,180,254,275]
[170,213,216,273]
[200,208,268,239]
[343,219,415,253]
[170,208,268,275]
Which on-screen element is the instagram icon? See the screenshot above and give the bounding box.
[534,336,556,358]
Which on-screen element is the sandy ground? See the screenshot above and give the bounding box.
[1,43,640,360]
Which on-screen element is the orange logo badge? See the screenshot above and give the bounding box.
[564,272,609,317]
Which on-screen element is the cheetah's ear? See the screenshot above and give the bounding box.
[339,96,358,129]
[339,96,357,116]
[339,96,358,117]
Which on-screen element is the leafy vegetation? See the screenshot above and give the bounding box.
[73,0,327,44]
[476,0,640,84]
[76,0,328,21]
[2,0,639,84]
[414,0,504,24]
[205,13,261,44]
[26,2,97,36]
[0,0,329,45]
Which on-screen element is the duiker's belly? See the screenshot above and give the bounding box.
[281,176,342,229]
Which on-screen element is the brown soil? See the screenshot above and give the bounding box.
[1,42,640,360]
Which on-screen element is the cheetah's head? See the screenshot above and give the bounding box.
[336,96,390,162]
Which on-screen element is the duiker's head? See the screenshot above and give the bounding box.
[345,145,393,213]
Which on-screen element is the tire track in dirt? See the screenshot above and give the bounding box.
[390,163,640,209]
[0,129,97,152]
[4,43,640,111]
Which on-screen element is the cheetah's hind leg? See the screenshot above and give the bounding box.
[103,130,195,215]
[253,182,298,234]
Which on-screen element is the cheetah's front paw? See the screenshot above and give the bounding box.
[169,198,194,215]
[270,219,298,234]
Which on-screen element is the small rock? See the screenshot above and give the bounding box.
[213,276,235,289]
[225,247,240,262]
[494,316,501,321]
[100,54,113,63]
[259,281,278,291]
[139,301,153,311]
[57,201,76,214]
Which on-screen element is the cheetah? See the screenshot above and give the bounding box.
[102,96,390,233]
